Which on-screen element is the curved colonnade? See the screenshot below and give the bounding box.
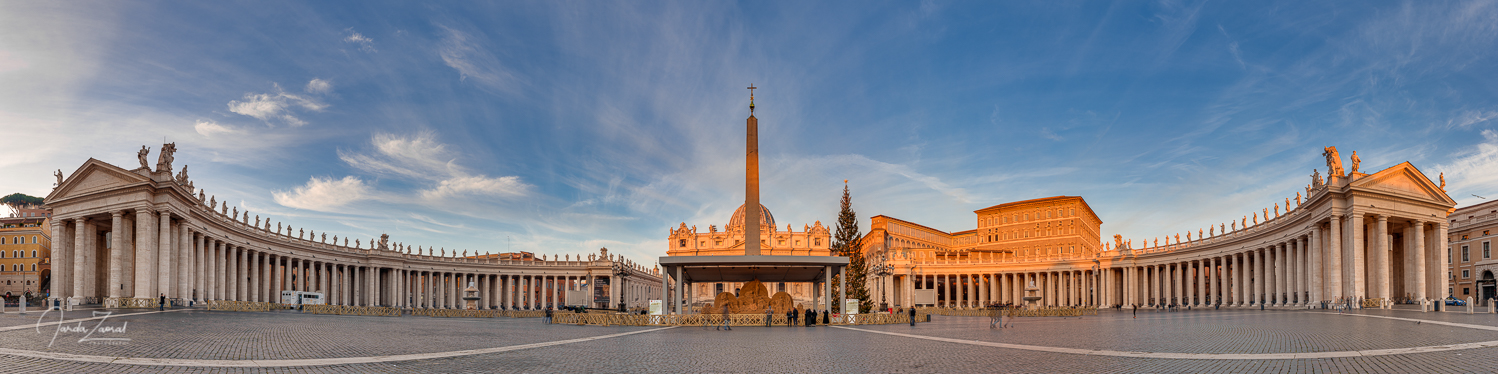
[875,161,1456,309]
[45,155,662,310]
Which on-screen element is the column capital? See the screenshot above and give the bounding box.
[111,211,125,217]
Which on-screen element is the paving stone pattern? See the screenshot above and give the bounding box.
[0,306,1496,372]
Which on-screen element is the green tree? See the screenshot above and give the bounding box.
[830,182,871,313]
[0,193,42,216]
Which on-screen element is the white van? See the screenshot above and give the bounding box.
[281,291,325,306]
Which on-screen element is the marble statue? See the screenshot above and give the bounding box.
[232,207,237,218]
[1174,233,1180,244]
[1285,197,1291,211]
[1220,223,1225,233]
[1153,238,1158,247]
[198,190,205,202]
[1113,234,1124,249]
[1263,208,1269,220]
[1296,192,1302,206]
[175,165,189,184]
[298,228,304,239]
[1242,216,1247,228]
[1186,232,1192,241]
[156,142,176,172]
[1231,221,1237,231]
[53,169,63,187]
[209,196,216,209]
[321,233,326,243]
[1273,203,1279,217]
[277,222,282,234]
[137,145,150,169]
[1210,226,1215,236]
[1349,150,1361,174]
[221,205,227,215]
[355,239,360,248]
[378,234,389,250]
[1323,146,1344,176]
[255,215,260,227]
[1253,213,1258,225]
[1440,172,1446,190]
[1198,228,1203,238]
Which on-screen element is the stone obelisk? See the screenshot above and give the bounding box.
[745,85,761,256]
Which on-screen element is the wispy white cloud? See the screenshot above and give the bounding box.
[226,83,327,126]
[335,131,530,203]
[193,119,238,137]
[420,175,528,200]
[1439,129,1498,206]
[437,25,520,94]
[343,28,375,52]
[305,78,332,94]
[273,176,371,211]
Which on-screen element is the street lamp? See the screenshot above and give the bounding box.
[611,261,630,312]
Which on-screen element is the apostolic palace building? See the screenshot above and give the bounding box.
[851,148,1458,310]
[42,146,661,310]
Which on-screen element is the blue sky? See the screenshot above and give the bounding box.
[3,1,1497,265]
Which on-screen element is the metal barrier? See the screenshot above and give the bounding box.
[410,308,500,318]
[301,304,403,317]
[103,297,158,309]
[207,300,275,312]
[924,307,1097,317]
[554,312,920,327]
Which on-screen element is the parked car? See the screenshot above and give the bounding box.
[1445,297,1467,306]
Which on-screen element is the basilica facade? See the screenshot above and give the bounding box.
[666,204,831,308]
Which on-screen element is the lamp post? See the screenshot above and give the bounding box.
[872,252,892,311]
[611,261,629,312]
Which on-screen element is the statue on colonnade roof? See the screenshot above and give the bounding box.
[1349,150,1361,174]
[137,145,150,169]
[156,142,176,173]
[53,169,63,187]
[1323,146,1344,177]
[378,233,389,250]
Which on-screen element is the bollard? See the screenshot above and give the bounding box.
[1469,297,1475,314]
[1490,299,1495,314]
[18,298,25,315]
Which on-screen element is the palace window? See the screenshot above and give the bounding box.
[29,264,33,271]
[1463,269,1471,278]
[1462,246,1469,262]
[31,236,36,244]
[1486,242,1492,259]
[715,241,722,246]
[1464,287,1471,295]
[814,239,821,246]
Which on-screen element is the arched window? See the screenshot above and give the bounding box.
[29,264,34,271]
[30,251,35,258]
[678,239,686,248]
[31,236,35,244]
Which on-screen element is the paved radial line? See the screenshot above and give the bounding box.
[833,315,1498,361]
[0,325,676,367]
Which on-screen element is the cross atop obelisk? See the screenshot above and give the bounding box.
[744,84,761,256]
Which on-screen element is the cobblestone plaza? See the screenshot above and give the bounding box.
[0,307,1493,373]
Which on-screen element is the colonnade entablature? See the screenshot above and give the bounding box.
[43,145,663,310]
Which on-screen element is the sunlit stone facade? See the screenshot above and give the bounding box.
[666,204,831,308]
[857,152,1456,310]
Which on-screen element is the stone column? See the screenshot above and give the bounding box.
[106,212,124,299]
[1377,215,1391,302]
[194,234,204,302]
[1311,227,1323,305]
[157,211,172,299]
[72,218,89,300]
[1274,243,1284,306]
[132,210,154,298]
[1234,252,1245,306]
[1289,241,1299,305]
[1437,222,1450,299]
[1329,215,1345,301]
[1413,220,1427,300]
[178,224,190,300]
[1350,213,1366,300]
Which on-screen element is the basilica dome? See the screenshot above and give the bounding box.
[728,203,775,229]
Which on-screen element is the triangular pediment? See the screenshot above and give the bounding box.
[45,158,153,203]
[1350,162,1457,206]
